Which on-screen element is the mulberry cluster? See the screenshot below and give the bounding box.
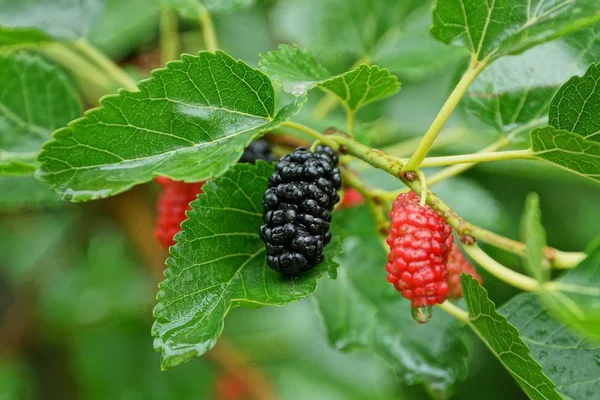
[154,177,205,249]
[260,146,341,276]
[386,191,454,308]
[447,245,483,299]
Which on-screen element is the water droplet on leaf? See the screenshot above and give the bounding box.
[411,306,433,324]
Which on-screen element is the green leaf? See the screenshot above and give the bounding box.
[531,126,600,183]
[37,51,305,201]
[549,62,600,142]
[431,0,600,62]
[461,275,562,400]
[542,246,600,342]
[520,193,548,282]
[501,293,600,400]
[162,0,254,19]
[152,162,341,370]
[0,0,105,44]
[0,53,82,177]
[464,27,600,135]
[260,45,400,111]
[315,206,468,396]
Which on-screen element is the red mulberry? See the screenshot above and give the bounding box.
[154,177,205,249]
[447,245,483,299]
[386,191,453,310]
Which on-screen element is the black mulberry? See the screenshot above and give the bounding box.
[260,146,341,276]
[239,139,276,164]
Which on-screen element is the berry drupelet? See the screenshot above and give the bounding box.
[260,146,341,276]
[386,191,454,310]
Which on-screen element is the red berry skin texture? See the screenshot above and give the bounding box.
[340,188,365,208]
[447,245,483,299]
[155,177,205,249]
[386,191,453,308]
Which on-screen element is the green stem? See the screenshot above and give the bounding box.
[328,134,584,269]
[548,249,586,269]
[347,110,356,138]
[282,121,339,149]
[74,38,137,91]
[160,7,180,64]
[198,4,218,52]
[403,61,487,171]
[461,243,539,292]
[40,44,114,90]
[437,301,469,324]
[419,149,533,168]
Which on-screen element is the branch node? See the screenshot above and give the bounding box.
[460,234,476,245]
[403,171,417,181]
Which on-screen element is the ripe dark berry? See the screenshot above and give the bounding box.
[239,139,276,164]
[447,245,483,299]
[386,191,453,308]
[155,177,205,249]
[260,146,341,276]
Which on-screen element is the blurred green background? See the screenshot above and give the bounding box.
[1,0,599,399]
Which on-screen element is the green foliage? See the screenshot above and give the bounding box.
[0,53,81,176]
[163,0,254,18]
[87,0,161,59]
[37,51,304,201]
[520,193,548,282]
[542,246,600,342]
[0,0,105,44]
[431,0,600,62]
[463,26,600,136]
[315,206,468,396]
[531,126,600,183]
[260,45,400,111]
[461,275,562,400]
[549,62,600,141]
[501,293,600,400]
[153,163,341,369]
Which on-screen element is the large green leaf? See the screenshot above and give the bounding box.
[461,275,562,400]
[520,193,548,282]
[531,126,600,183]
[152,162,341,370]
[0,53,82,177]
[464,27,600,136]
[37,51,305,201]
[315,206,468,396]
[501,293,600,400]
[431,0,600,62]
[260,45,400,111]
[542,245,600,342]
[549,62,600,142]
[0,0,105,45]
[162,0,254,19]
